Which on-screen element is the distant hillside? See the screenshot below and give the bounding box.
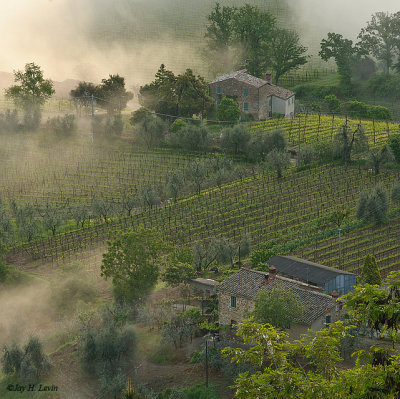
[0,71,80,99]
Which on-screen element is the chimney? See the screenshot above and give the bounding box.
[264,266,277,285]
[265,72,272,84]
[331,291,339,299]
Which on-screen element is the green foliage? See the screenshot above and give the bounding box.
[0,109,19,132]
[263,149,290,179]
[360,254,382,286]
[161,311,196,348]
[92,114,125,139]
[368,144,394,174]
[2,337,51,385]
[129,107,152,125]
[96,74,133,115]
[50,276,97,314]
[40,202,64,236]
[81,324,137,397]
[136,182,161,209]
[358,11,400,74]
[356,184,388,225]
[245,130,286,163]
[343,100,392,121]
[388,133,400,163]
[367,73,400,101]
[268,28,308,84]
[217,97,241,123]
[134,113,167,148]
[319,32,359,89]
[221,321,390,398]
[11,201,40,242]
[250,242,276,271]
[70,81,97,113]
[391,182,400,205]
[45,114,75,136]
[5,62,54,128]
[334,124,368,164]
[297,145,316,166]
[252,285,304,329]
[92,195,116,223]
[139,64,213,118]
[343,271,400,342]
[170,125,209,151]
[185,159,207,195]
[367,105,392,121]
[101,227,166,303]
[162,262,196,287]
[170,118,187,133]
[323,94,341,114]
[166,170,184,201]
[220,124,250,155]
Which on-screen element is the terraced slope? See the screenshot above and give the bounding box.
[0,134,203,206]
[11,164,399,275]
[250,114,399,148]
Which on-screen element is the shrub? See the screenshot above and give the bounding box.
[217,97,241,123]
[388,134,400,164]
[46,114,75,136]
[50,276,97,314]
[1,337,51,385]
[170,125,209,151]
[0,109,19,132]
[170,118,187,133]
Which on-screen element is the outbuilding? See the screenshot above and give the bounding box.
[267,255,356,295]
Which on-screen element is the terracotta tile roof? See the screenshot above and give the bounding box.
[218,268,335,326]
[265,84,295,100]
[210,70,295,99]
[191,278,219,286]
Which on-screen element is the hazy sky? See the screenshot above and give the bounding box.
[0,0,399,84]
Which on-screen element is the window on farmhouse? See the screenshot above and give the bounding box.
[325,314,331,326]
[217,86,222,94]
[244,103,249,111]
[231,296,236,308]
[244,88,249,96]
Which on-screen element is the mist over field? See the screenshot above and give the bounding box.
[0,0,398,87]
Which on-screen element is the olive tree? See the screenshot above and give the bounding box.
[263,149,290,179]
[356,184,388,225]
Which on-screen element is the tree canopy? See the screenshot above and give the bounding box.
[252,285,304,330]
[6,62,54,109]
[319,33,361,88]
[101,227,167,303]
[358,11,400,74]
[205,3,306,79]
[139,64,214,118]
[267,28,308,84]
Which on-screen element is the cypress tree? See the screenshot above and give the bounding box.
[360,254,382,286]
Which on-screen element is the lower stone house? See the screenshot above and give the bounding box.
[218,268,339,339]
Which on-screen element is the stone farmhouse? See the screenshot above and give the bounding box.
[268,255,357,295]
[209,70,295,120]
[218,267,339,339]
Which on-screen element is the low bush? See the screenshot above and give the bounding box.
[46,114,75,136]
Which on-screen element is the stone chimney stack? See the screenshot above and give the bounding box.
[264,266,277,284]
[265,72,272,84]
[269,266,276,281]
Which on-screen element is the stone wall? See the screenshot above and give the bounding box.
[218,292,254,326]
[209,78,261,120]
